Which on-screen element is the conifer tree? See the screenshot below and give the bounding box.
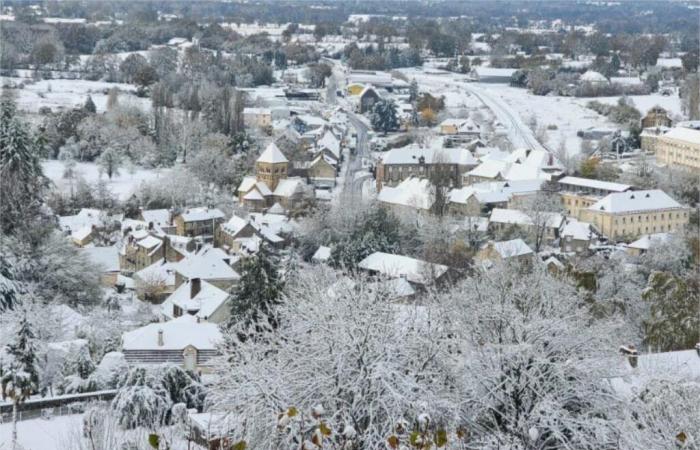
[1,314,39,449]
[229,244,283,330]
[84,95,97,113]
[370,99,399,136]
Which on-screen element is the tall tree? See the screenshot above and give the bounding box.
[229,244,284,330]
[0,95,49,242]
[1,313,39,449]
[97,147,122,179]
[370,99,399,136]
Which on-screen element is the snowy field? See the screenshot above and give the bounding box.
[474,84,617,155]
[0,414,83,450]
[571,93,684,119]
[43,160,172,201]
[1,77,150,114]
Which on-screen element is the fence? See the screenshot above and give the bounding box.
[0,390,117,423]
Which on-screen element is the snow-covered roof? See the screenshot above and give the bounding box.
[179,207,225,223]
[174,254,240,281]
[489,208,564,228]
[141,209,171,227]
[122,315,222,351]
[134,259,177,287]
[367,277,416,299]
[137,235,163,251]
[588,190,684,214]
[472,67,517,78]
[58,208,104,233]
[243,189,265,201]
[377,177,433,211]
[237,176,258,194]
[580,70,608,83]
[466,160,510,179]
[243,107,271,115]
[220,215,250,236]
[558,176,631,193]
[609,349,700,399]
[72,226,93,241]
[273,177,306,198]
[257,142,288,164]
[316,131,341,159]
[267,202,286,215]
[358,252,449,285]
[312,245,331,262]
[161,279,229,320]
[661,126,700,143]
[80,246,120,272]
[627,232,671,251]
[561,219,593,241]
[491,239,533,258]
[381,144,478,166]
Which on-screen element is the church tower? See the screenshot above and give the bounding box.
[255,142,289,191]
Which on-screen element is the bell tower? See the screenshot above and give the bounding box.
[255,142,289,191]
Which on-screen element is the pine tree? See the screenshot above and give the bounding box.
[370,99,400,136]
[229,244,283,330]
[1,314,39,449]
[409,78,419,102]
[0,95,49,239]
[84,95,96,113]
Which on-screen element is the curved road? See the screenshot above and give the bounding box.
[415,73,550,153]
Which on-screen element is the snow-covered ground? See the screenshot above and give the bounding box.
[0,414,83,450]
[571,93,684,119]
[1,77,150,114]
[42,160,172,201]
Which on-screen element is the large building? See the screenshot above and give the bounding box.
[237,142,311,211]
[557,176,632,219]
[579,190,690,240]
[653,127,700,172]
[375,143,479,190]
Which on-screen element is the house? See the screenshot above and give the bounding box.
[71,226,96,247]
[243,107,272,130]
[488,208,564,243]
[139,209,175,234]
[580,190,690,240]
[608,346,700,399]
[313,129,342,161]
[133,259,178,301]
[80,246,120,286]
[626,232,670,257]
[377,177,433,214]
[358,85,381,113]
[475,239,534,265]
[375,143,479,190]
[161,277,231,324]
[366,278,416,302]
[641,106,672,129]
[653,127,700,172]
[469,67,517,83]
[449,180,544,216]
[438,118,481,144]
[357,252,449,288]
[560,219,594,254]
[174,207,226,239]
[119,231,194,274]
[121,315,222,373]
[640,126,670,153]
[215,215,259,253]
[557,176,632,218]
[306,154,337,186]
[237,142,313,212]
[173,251,240,291]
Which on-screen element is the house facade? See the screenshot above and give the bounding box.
[580,190,690,240]
[653,127,700,172]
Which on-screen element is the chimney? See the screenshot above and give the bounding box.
[190,278,201,299]
[157,329,164,347]
[619,344,638,368]
[148,221,154,230]
[162,235,169,261]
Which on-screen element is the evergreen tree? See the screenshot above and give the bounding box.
[1,314,39,448]
[229,244,283,329]
[83,95,96,113]
[408,78,419,103]
[370,99,400,136]
[0,95,49,240]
